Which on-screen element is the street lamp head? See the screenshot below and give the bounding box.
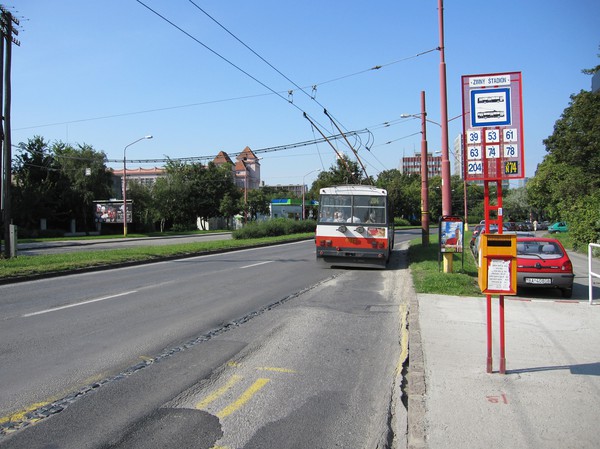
[144,135,153,140]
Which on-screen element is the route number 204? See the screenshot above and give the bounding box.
[468,161,483,174]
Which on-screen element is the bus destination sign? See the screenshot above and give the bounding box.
[461,72,525,181]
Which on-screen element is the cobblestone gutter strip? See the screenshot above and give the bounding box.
[0,273,340,437]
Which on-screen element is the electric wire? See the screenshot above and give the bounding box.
[13,56,437,132]
[140,0,368,179]
[187,0,366,140]
[16,114,420,174]
[134,0,304,117]
[316,48,439,87]
[185,0,364,174]
[16,2,439,180]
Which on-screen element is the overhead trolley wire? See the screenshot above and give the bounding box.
[16,2,439,177]
[134,0,304,117]
[185,0,360,163]
[139,0,368,179]
[104,129,368,164]
[186,0,357,127]
[14,53,438,132]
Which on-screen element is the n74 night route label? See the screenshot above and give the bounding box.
[504,160,519,175]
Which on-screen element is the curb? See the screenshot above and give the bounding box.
[407,292,426,449]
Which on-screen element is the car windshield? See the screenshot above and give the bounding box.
[517,240,564,259]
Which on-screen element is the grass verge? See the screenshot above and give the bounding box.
[408,232,482,297]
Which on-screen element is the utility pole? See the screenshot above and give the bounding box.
[420,91,430,246]
[0,5,19,258]
[438,0,453,272]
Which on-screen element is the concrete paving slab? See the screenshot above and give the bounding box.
[416,294,600,449]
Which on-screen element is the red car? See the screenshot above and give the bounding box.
[516,237,575,298]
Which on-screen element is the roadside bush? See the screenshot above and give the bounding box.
[170,222,197,233]
[566,191,600,250]
[232,218,316,239]
[394,217,411,227]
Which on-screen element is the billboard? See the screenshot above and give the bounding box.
[439,216,464,253]
[94,200,132,224]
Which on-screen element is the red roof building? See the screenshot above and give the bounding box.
[112,147,261,198]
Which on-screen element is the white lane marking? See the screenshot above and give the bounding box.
[240,261,274,269]
[22,291,138,317]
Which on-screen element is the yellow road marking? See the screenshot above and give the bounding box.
[257,366,297,373]
[0,402,50,425]
[195,374,243,410]
[398,303,409,374]
[216,378,270,419]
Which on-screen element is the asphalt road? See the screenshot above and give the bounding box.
[0,232,418,448]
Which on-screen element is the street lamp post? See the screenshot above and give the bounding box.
[302,169,321,220]
[242,158,250,224]
[244,162,248,224]
[123,135,153,237]
[242,157,261,224]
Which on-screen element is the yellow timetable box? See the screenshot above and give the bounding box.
[478,233,517,295]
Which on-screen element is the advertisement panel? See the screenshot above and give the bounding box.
[439,216,464,253]
[94,200,132,224]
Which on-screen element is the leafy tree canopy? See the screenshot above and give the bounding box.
[543,89,600,190]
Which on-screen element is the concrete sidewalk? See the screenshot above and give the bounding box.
[407,294,600,449]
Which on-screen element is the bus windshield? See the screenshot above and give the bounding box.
[318,194,387,224]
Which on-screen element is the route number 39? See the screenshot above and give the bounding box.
[468,130,481,143]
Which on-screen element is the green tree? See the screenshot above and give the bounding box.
[151,160,241,231]
[127,181,156,232]
[244,188,271,221]
[376,169,420,223]
[581,46,600,75]
[12,136,62,231]
[12,138,112,233]
[503,186,530,221]
[567,191,600,250]
[528,84,600,246]
[219,192,240,229]
[53,142,113,232]
[197,162,240,228]
[152,163,191,230]
[465,182,485,224]
[312,155,371,192]
[543,90,600,190]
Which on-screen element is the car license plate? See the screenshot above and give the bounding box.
[525,278,552,285]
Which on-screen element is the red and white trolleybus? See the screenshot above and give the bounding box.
[315,185,394,268]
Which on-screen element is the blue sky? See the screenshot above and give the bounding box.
[5,0,599,188]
